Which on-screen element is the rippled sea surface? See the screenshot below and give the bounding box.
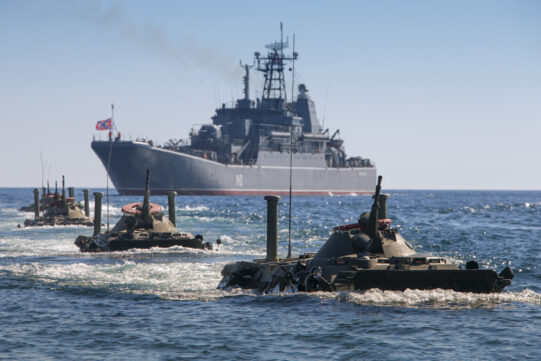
[1,188,540,360]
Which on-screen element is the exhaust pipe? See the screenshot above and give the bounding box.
[142,169,151,227]
[83,189,90,217]
[264,195,280,262]
[61,176,67,210]
[33,188,40,219]
[167,191,177,227]
[378,193,390,219]
[93,192,103,236]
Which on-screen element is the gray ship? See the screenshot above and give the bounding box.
[92,28,376,195]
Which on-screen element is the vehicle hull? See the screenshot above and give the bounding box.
[352,269,510,293]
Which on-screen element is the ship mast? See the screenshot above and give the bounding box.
[254,23,298,107]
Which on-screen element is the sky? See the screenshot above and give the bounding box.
[0,0,539,190]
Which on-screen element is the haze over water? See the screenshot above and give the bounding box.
[1,188,540,360]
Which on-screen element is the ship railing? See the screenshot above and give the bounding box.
[93,133,192,151]
[259,135,328,154]
[93,133,135,142]
[158,138,191,151]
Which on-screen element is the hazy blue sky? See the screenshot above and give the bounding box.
[0,0,539,189]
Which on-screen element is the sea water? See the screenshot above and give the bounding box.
[1,189,540,360]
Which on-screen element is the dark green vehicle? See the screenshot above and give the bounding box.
[75,170,220,252]
[22,177,93,227]
[219,176,514,293]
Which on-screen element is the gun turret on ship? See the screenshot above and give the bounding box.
[91,25,376,195]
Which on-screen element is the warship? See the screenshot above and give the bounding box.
[218,176,514,293]
[75,170,220,252]
[22,177,93,227]
[92,27,376,195]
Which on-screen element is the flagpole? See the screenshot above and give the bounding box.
[106,103,114,232]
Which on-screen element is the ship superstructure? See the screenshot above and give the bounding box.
[92,27,376,195]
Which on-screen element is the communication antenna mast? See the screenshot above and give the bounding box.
[40,151,45,217]
[291,33,296,103]
[280,22,284,63]
[254,23,297,104]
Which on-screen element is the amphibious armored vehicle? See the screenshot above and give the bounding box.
[75,170,220,252]
[219,176,514,293]
[22,177,93,227]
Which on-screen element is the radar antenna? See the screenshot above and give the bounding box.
[254,22,298,105]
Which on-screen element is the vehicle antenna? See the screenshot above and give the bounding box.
[287,124,293,259]
[40,151,45,217]
[47,161,53,188]
[322,84,329,130]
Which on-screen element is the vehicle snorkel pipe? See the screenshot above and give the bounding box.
[142,169,152,227]
[61,175,67,212]
[367,175,382,239]
[167,191,177,227]
[33,188,40,220]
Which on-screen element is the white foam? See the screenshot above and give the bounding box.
[3,257,539,306]
[0,237,79,258]
[87,201,123,216]
[0,260,231,301]
[329,288,541,308]
[214,235,266,256]
[13,224,92,231]
[0,207,26,215]
[178,205,210,212]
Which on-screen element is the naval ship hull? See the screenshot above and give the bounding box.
[92,140,377,195]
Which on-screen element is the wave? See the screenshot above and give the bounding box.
[0,207,28,216]
[0,237,80,258]
[0,260,228,301]
[331,288,541,308]
[13,224,92,231]
[178,205,210,212]
[84,200,123,217]
[3,259,539,307]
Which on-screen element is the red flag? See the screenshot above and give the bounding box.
[96,118,112,131]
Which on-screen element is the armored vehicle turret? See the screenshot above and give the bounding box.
[75,170,220,252]
[219,176,514,293]
[22,177,93,227]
